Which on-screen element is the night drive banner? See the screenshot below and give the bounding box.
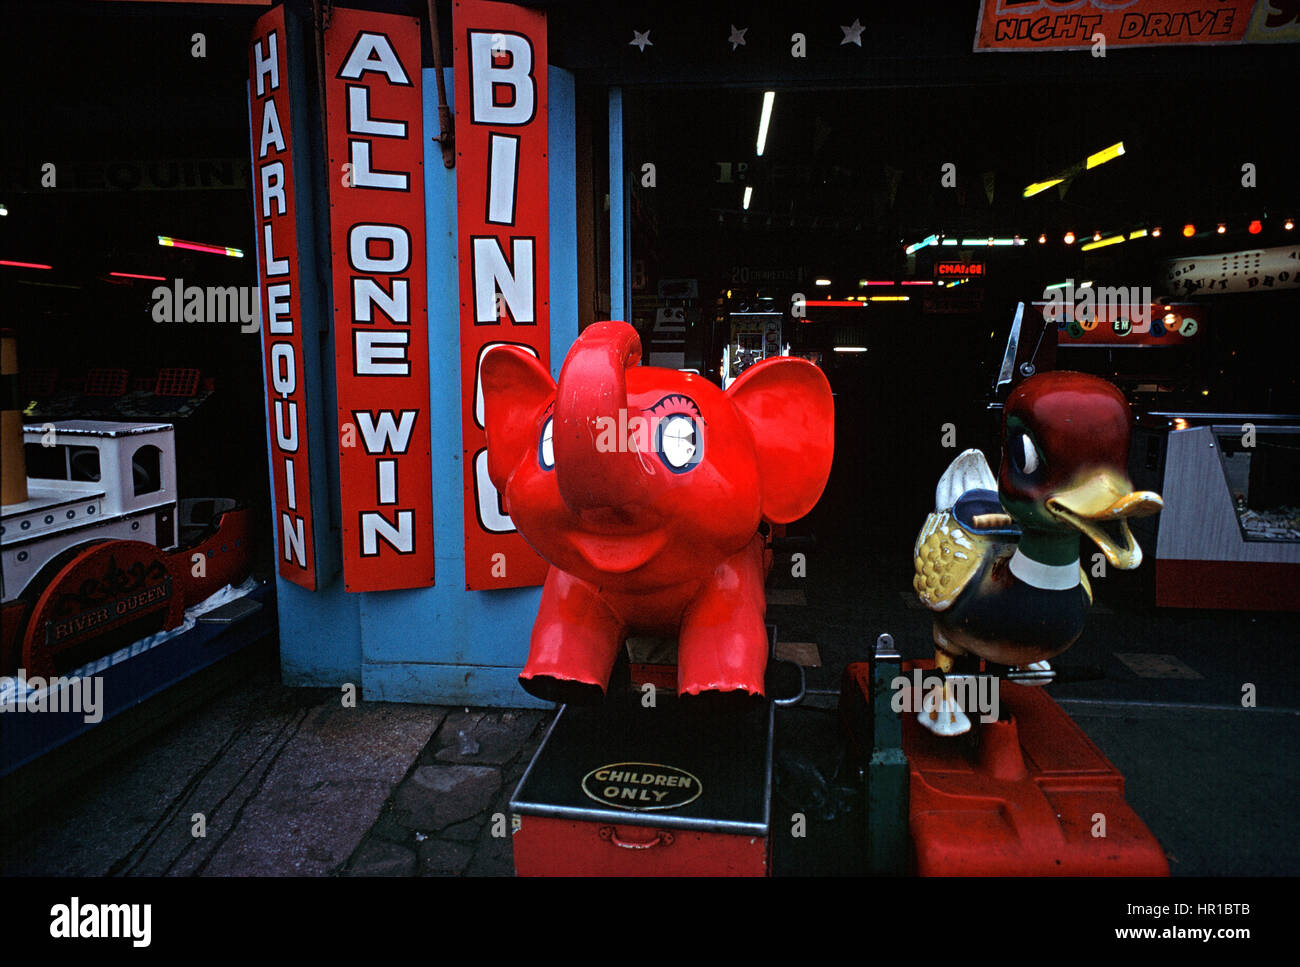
[249,6,318,590]
[975,0,1300,50]
[324,8,436,591]
[454,0,551,590]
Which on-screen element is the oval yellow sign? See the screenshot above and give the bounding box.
[581,761,703,811]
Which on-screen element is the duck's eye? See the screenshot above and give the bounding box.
[539,417,554,470]
[656,414,700,471]
[1014,432,1040,476]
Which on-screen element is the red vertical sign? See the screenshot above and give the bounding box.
[324,9,435,591]
[250,7,317,590]
[454,0,550,590]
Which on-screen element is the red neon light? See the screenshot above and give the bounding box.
[901,281,934,286]
[109,271,167,281]
[0,260,52,270]
[803,300,864,308]
[862,280,894,286]
[157,235,243,257]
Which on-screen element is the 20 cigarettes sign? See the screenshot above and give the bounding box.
[325,9,436,591]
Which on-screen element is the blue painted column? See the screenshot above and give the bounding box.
[608,87,631,323]
[262,2,358,687]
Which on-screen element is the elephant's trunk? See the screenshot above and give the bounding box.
[554,321,648,512]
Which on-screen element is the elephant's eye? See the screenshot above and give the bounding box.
[656,414,700,472]
[539,417,554,470]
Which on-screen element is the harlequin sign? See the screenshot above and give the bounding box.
[581,763,703,811]
[249,7,317,589]
[324,8,435,591]
[454,0,551,590]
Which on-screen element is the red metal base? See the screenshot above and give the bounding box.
[902,661,1169,876]
[1157,558,1300,611]
[512,814,769,876]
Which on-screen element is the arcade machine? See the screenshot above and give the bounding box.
[720,302,784,390]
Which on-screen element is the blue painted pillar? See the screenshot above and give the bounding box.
[608,87,631,323]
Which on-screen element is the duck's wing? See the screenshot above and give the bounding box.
[914,509,985,612]
[935,448,997,511]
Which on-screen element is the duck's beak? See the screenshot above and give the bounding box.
[1045,469,1163,569]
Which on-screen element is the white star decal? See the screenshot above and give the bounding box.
[629,29,652,52]
[728,25,748,51]
[840,18,865,46]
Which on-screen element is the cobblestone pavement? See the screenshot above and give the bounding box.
[343,708,551,877]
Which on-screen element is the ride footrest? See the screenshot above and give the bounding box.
[899,660,1169,876]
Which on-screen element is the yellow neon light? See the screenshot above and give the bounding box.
[1080,234,1126,252]
[1086,142,1125,169]
[1023,178,1064,198]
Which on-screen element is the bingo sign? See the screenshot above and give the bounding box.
[324,9,435,591]
[249,7,318,590]
[454,0,551,590]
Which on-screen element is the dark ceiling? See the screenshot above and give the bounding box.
[5,2,1294,290]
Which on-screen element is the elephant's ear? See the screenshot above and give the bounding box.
[481,345,555,492]
[727,357,835,524]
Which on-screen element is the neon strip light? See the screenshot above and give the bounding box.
[1023,178,1063,198]
[109,271,167,281]
[1086,141,1125,169]
[756,91,775,157]
[1081,235,1125,252]
[157,235,244,258]
[0,260,52,269]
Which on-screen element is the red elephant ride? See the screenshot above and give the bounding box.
[481,321,834,704]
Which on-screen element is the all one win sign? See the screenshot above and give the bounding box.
[325,10,435,592]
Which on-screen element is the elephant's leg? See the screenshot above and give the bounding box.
[677,537,769,697]
[519,568,624,705]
